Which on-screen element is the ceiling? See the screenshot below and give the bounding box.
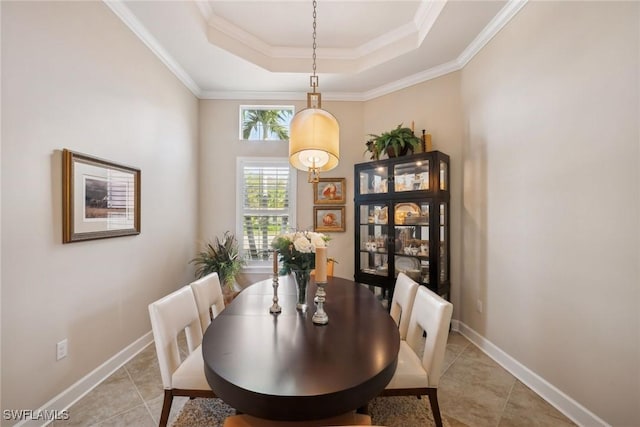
[107,1,525,101]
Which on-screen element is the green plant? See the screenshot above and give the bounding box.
[190,231,246,289]
[365,124,421,160]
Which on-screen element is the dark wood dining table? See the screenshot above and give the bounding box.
[201,275,400,421]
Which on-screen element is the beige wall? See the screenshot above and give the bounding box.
[1,1,199,415]
[363,72,465,313]
[198,99,363,284]
[460,2,639,425]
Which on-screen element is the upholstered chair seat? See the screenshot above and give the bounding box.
[385,340,428,390]
[170,344,211,390]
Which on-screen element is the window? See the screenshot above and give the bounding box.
[239,105,294,141]
[236,158,297,268]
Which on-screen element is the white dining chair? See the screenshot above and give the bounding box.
[380,286,453,427]
[389,272,419,340]
[190,272,225,331]
[148,285,216,427]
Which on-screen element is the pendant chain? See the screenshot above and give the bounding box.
[311,0,317,91]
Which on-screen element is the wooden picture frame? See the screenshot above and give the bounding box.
[313,178,346,204]
[314,206,346,232]
[63,149,141,243]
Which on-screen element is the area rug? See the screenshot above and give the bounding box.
[171,396,454,427]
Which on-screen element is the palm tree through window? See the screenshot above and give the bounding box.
[240,106,294,141]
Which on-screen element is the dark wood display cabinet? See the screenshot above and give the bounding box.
[354,151,450,301]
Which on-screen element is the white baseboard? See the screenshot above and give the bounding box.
[14,331,154,427]
[455,321,609,427]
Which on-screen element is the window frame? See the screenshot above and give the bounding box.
[239,105,295,141]
[236,157,297,272]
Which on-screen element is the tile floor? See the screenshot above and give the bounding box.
[51,328,576,427]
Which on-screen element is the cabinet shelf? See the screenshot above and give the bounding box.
[354,151,450,300]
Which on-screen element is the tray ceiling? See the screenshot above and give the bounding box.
[108,0,525,100]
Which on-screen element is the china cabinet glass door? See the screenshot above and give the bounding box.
[358,203,389,277]
[439,202,449,282]
[358,165,389,195]
[393,158,430,192]
[393,201,431,285]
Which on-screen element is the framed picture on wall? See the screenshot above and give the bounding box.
[313,178,346,204]
[314,206,346,232]
[62,149,141,243]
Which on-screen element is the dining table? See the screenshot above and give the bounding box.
[201,274,400,421]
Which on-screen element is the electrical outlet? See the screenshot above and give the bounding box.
[56,339,68,361]
[476,299,483,313]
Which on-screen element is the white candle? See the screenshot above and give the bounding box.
[273,250,278,275]
[315,247,327,283]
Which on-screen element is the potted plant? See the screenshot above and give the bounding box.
[365,124,422,160]
[190,231,246,300]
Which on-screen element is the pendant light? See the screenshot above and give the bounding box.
[289,0,339,183]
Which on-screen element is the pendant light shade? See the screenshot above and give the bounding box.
[289,0,339,183]
[289,108,339,173]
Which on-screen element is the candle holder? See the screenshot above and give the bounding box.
[312,281,328,325]
[269,274,282,314]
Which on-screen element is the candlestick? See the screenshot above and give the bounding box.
[312,281,328,325]
[270,273,281,314]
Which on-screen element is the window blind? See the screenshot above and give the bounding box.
[239,161,293,261]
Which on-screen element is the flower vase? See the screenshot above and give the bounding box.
[291,269,311,312]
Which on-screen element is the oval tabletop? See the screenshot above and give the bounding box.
[202,275,400,421]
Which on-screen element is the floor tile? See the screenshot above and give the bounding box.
[438,344,516,427]
[93,403,155,427]
[147,394,188,426]
[51,368,143,427]
[442,332,469,372]
[124,343,164,403]
[498,381,577,427]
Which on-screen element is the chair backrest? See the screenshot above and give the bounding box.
[390,273,419,340]
[405,286,453,387]
[148,285,203,388]
[190,272,225,331]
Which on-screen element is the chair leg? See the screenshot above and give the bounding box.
[158,389,173,427]
[427,388,443,427]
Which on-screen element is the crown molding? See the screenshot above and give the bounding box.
[106,0,527,102]
[415,0,447,45]
[458,0,528,68]
[202,0,445,71]
[361,59,463,101]
[195,0,213,21]
[102,0,203,98]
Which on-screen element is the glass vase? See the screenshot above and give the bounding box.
[291,269,311,312]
